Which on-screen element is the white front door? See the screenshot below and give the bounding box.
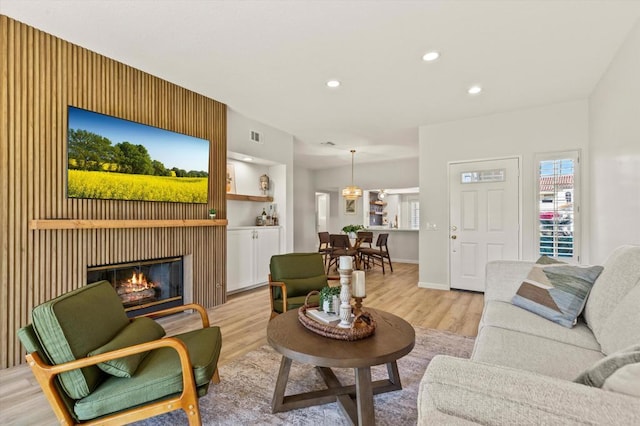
[449,158,520,292]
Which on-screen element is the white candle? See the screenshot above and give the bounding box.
[339,256,353,270]
[353,270,366,297]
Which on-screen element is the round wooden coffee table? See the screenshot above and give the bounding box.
[267,307,415,425]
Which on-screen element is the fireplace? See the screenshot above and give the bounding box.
[87,257,183,316]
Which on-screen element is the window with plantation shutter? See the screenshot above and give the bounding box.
[536,151,579,262]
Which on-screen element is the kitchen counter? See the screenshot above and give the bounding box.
[228,226,282,230]
[360,228,418,264]
[366,227,418,232]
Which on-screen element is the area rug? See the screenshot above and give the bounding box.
[134,327,474,425]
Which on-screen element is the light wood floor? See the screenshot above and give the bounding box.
[0,262,483,425]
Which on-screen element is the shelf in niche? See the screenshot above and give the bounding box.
[226,193,273,202]
[29,219,228,230]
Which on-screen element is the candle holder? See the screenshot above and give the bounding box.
[353,296,366,318]
[337,267,353,328]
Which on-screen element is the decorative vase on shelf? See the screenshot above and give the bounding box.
[209,209,217,219]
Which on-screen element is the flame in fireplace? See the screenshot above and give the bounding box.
[130,272,148,288]
[116,272,156,298]
[127,272,152,290]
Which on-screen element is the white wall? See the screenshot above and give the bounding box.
[589,20,640,263]
[419,100,589,288]
[227,109,295,251]
[293,165,317,253]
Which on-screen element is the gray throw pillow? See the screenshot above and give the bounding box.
[602,363,640,397]
[535,255,566,265]
[575,344,640,388]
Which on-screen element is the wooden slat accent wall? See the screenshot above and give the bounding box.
[0,15,227,368]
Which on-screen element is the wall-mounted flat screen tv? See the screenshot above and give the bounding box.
[67,106,209,203]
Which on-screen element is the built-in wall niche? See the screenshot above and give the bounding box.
[226,152,286,228]
[363,188,420,230]
[227,152,278,196]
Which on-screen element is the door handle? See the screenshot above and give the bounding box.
[451,235,457,239]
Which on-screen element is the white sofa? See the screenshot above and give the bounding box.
[418,245,640,425]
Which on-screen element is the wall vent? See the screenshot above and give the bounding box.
[250,130,262,144]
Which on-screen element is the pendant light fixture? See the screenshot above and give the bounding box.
[342,149,363,200]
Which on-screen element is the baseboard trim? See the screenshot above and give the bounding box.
[392,258,419,264]
[418,281,450,290]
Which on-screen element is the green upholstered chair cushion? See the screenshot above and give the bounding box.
[31,280,129,399]
[270,253,328,300]
[18,324,79,422]
[18,324,47,359]
[272,293,320,314]
[88,317,166,378]
[280,276,329,298]
[74,326,222,420]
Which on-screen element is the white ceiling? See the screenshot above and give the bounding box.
[2,1,640,169]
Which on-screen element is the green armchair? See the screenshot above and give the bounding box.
[17,280,222,425]
[268,252,339,318]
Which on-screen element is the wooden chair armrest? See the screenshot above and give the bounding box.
[268,280,288,315]
[136,303,210,328]
[28,337,192,375]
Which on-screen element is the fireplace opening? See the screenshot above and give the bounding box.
[87,257,183,316]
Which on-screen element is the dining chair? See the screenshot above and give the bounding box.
[356,231,374,269]
[317,231,331,269]
[356,231,373,247]
[327,234,359,273]
[359,233,393,274]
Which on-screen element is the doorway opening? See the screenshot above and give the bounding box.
[315,192,330,233]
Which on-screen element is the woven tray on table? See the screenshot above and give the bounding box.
[298,291,376,341]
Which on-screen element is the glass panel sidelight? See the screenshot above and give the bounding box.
[536,152,579,261]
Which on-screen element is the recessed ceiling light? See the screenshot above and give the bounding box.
[468,85,482,95]
[243,157,253,162]
[326,80,340,88]
[422,51,440,62]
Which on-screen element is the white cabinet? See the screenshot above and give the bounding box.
[227,227,281,293]
[254,227,281,284]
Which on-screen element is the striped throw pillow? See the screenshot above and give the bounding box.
[511,262,603,328]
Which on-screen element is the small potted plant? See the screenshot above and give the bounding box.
[319,286,341,313]
[342,224,365,238]
[209,208,217,219]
